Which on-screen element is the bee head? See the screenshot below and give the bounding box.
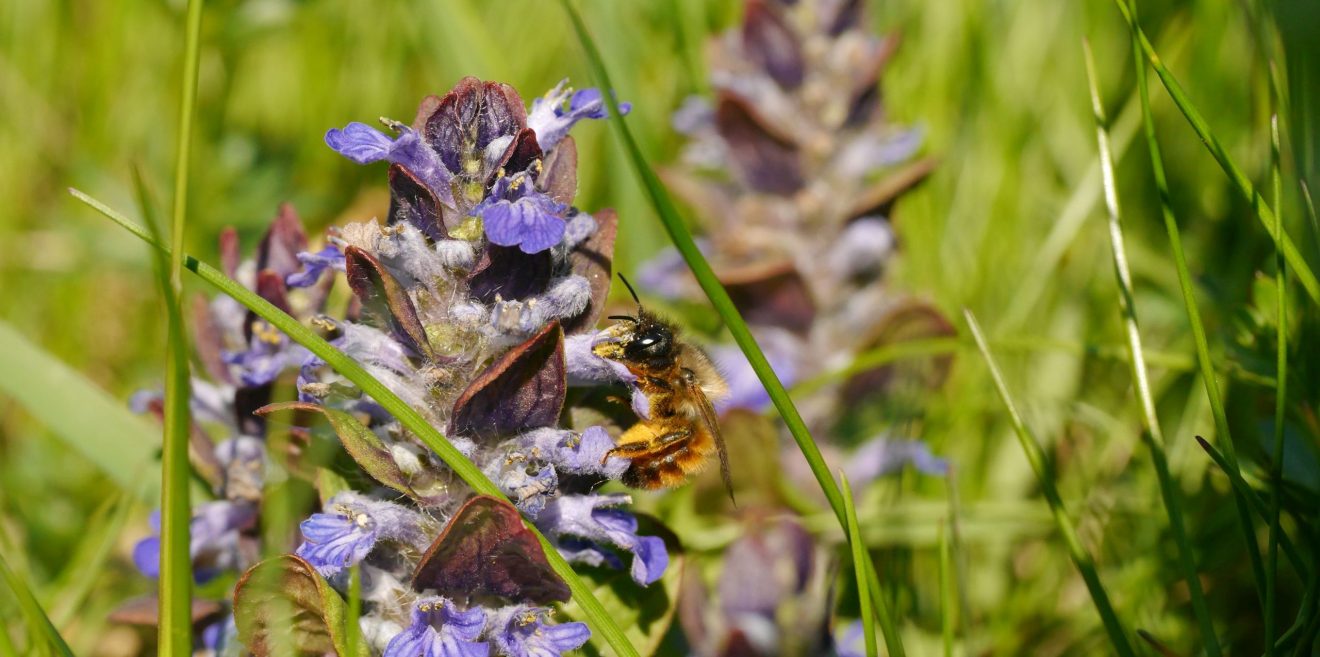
[606,273,677,366]
[623,319,674,362]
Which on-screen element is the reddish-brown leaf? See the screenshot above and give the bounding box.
[344,246,434,361]
[388,163,448,240]
[449,321,565,440]
[412,495,569,604]
[715,93,803,195]
[538,135,578,205]
[563,208,617,334]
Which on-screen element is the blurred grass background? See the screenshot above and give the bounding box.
[1,0,1317,654]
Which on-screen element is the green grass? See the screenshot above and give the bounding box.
[1,0,1316,654]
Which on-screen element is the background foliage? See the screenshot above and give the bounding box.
[1,0,1317,654]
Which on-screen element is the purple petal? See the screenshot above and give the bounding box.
[287,245,346,288]
[295,512,378,577]
[491,606,589,657]
[132,535,161,578]
[527,82,632,152]
[711,328,800,412]
[326,122,397,163]
[386,598,489,657]
[628,535,669,586]
[844,437,949,485]
[481,195,567,255]
[564,333,636,386]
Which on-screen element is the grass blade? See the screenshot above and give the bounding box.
[156,0,207,649]
[861,550,906,657]
[0,321,160,500]
[0,553,75,657]
[841,473,878,657]
[964,309,1136,657]
[1125,0,1269,618]
[1110,0,1320,303]
[938,520,953,657]
[136,167,193,653]
[1193,437,1305,573]
[1266,90,1288,656]
[1084,40,1221,656]
[68,189,642,657]
[559,0,852,540]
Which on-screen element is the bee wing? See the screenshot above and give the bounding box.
[688,378,735,506]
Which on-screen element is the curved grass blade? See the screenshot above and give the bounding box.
[841,473,878,657]
[1124,0,1268,616]
[1083,41,1221,656]
[1266,84,1288,655]
[0,553,75,657]
[860,536,905,656]
[0,619,16,657]
[1193,437,1305,574]
[48,492,138,629]
[965,310,1136,657]
[1110,0,1320,303]
[559,0,850,536]
[68,189,642,657]
[0,321,160,500]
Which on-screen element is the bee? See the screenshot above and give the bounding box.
[593,275,735,503]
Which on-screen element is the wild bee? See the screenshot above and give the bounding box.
[593,275,735,502]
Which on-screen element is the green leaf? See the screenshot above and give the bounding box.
[233,555,368,657]
[69,188,641,657]
[0,553,76,657]
[259,401,448,505]
[561,518,685,657]
[0,320,159,500]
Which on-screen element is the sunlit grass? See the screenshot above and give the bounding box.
[0,0,1313,654]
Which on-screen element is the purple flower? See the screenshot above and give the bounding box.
[325,122,454,205]
[489,605,589,657]
[538,494,668,586]
[295,492,431,577]
[844,436,949,483]
[473,174,569,254]
[215,436,265,502]
[383,598,489,657]
[634,239,711,300]
[526,81,632,153]
[717,519,814,620]
[222,321,308,387]
[132,501,256,583]
[564,333,636,387]
[710,328,800,412]
[834,621,868,657]
[286,245,346,288]
[521,426,629,479]
[488,461,557,520]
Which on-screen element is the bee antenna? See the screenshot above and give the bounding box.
[607,315,637,323]
[616,273,643,308]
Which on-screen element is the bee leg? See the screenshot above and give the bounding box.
[602,428,693,464]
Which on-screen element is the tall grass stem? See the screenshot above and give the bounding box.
[1084,39,1221,656]
[965,309,1136,657]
